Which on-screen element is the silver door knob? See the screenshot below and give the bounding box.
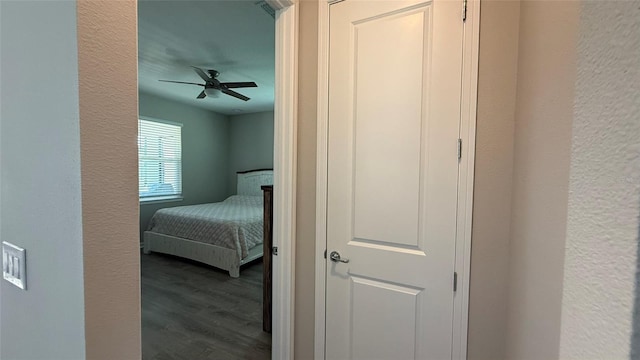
[329,251,349,263]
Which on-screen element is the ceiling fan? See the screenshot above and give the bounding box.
[159,66,257,101]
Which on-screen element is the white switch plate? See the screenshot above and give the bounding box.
[3,241,26,290]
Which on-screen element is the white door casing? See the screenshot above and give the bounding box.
[266,0,298,359]
[324,0,468,359]
[139,1,299,358]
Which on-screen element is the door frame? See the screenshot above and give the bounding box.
[314,0,481,358]
[266,0,298,359]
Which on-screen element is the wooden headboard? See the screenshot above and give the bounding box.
[237,169,273,196]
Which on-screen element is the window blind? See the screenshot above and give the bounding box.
[138,119,182,200]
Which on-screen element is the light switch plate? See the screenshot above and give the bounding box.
[3,241,26,290]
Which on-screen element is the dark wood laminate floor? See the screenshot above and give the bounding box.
[141,253,271,360]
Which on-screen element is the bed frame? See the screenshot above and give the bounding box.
[143,169,273,278]
[143,232,263,277]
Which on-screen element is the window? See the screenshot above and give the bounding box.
[138,118,182,202]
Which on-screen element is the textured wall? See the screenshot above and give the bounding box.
[139,91,231,238]
[559,1,640,358]
[506,1,579,359]
[467,2,520,359]
[228,111,274,192]
[0,2,86,358]
[77,1,142,358]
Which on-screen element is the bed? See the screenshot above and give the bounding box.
[143,169,273,278]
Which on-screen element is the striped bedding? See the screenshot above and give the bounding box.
[147,195,263,259]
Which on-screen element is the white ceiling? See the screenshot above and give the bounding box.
[138,0,275,115]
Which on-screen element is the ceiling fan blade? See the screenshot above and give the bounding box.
[191,66,212,83]
[159,80,205,86]
[197,90,206,99]
[222,89,250,101]
[221,82,258,89]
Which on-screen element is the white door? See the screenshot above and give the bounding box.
[326,0,464,359]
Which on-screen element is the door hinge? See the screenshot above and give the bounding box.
[272,246,278,256]
[453,272,458,292]
[463,0,468,22]
[457,139,463,160]
[324,249,327,259]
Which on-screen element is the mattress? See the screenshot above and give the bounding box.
[147,195,263,259]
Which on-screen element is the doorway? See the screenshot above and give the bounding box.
[136,1,298,359]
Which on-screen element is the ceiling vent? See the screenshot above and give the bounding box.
[255,1,276,19]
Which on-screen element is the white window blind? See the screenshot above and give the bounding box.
[138,119,182,201]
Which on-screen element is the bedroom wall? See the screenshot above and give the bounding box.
[0,2,86,359]
[228,111,274,193]
[138,91,231,238]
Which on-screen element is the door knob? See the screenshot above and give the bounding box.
[329,251,349,263]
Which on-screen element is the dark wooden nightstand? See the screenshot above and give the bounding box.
[261,185,273,333]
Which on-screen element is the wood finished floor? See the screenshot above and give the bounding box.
[141,252,271,360]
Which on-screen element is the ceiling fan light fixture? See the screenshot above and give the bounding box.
[204,88,221,98]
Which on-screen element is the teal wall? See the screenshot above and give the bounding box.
[139,91,231,238]
[228,111,275,192]
[1,2,86,358]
